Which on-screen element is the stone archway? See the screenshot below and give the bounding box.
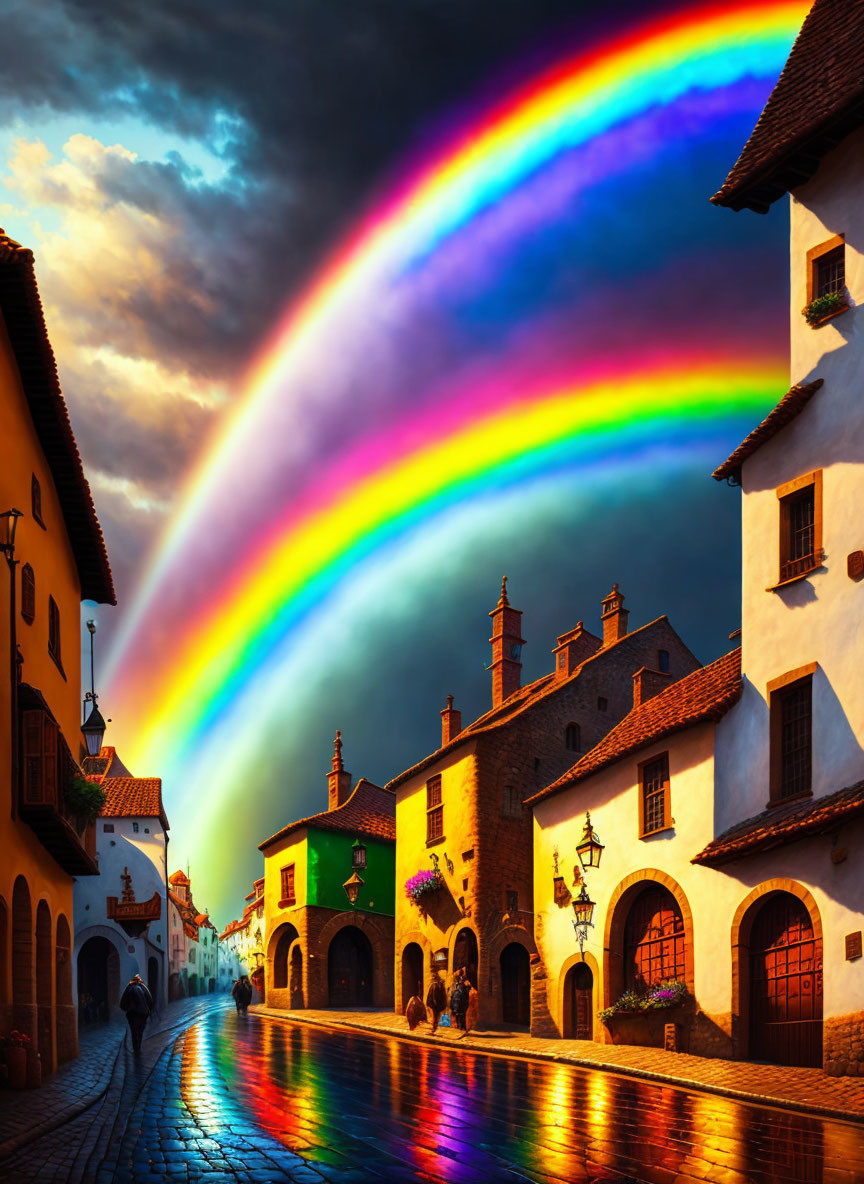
[731,879,823,1066]
[36,900,54,1073]
[603,870,694,1011]
[396,929,431,1014]
[269,923,299,992]
[451,925,479,990]
[55,915,75,1065]
[401,943,424,1012]
[558,950,601,1041]
[328,926,374,1007]
[11,875,34,1038]
[77,934,121,1023]
[312,912,393,1009]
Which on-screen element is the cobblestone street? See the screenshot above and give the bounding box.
[2,996,864,1183]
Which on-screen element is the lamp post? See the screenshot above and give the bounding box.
[1,509,22,817]
[81,618,106,760]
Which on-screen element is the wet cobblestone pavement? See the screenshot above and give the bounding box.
[2,997,864,1182]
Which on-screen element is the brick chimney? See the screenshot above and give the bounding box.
[600,583,629,647]
[632,666,672,708]
[440,694,462,746]
[552,621,602,680]
[327,730,352,810]
[488,576,524,708]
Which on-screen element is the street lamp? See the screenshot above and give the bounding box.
[352,838,367,869]
[343,870,364,906]
[575,811,604,870]
[0,508,22,560]
[571,883,596,958]
[81,618,107,757]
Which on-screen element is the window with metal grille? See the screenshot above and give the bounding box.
[426,775,443,842]
[815,245,844,298]
[565,722,581,751]
[640,753,669,836]
[780,486,815,582]
[624,885,686,992]
[31,474,44,526]
[48,595,61,666]
[775,678,812,800]
[280,864,295,905]
[21,564,35,624]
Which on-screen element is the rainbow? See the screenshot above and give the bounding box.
[104,2,806,816]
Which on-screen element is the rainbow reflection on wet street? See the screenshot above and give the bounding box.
[173,1008,864,1183]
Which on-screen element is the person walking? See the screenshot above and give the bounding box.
[449,967,468,1034]
[232,975,253,1015]
[119,974,153,1054]
[463,980,479,1038]
[405,981,427,1030]
[426,968,447,1034]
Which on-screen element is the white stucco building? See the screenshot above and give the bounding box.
[74,748,170,1020]
[531,0,864,1076]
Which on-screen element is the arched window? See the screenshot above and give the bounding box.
[21,565,35,624]
[623,885,685,992]
[565,723,581,752]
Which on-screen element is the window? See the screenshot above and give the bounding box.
[769,666,815,802]
[807,235,845,302]
[48,595,61,667]
[103,823,114,833]
[597,697,607,712]
[639,752,670,836]
[31,474,44,527]
[132,822,139,833]
[624,886,686,992]
[189,947,196,964]
[21,564,35,624]
[426,774,443,843]
[280,864,295,905]
[657,649,670,673]
[505,889,519,914]
[502,784,521,818]
[776,471,822,584]
[565,723,581,752]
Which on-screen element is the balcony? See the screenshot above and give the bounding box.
[18,695,98,877]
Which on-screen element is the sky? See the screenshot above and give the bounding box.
[1,0,804,923]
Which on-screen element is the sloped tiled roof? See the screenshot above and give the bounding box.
[0,233,114,603]
[693,779,864,867]
[99,777,169,831]
[712,0,864,213]
[387,616,697,791]
[529,649,742,804]
[712,380,823,483]
[98,747,133,778]
[168,870,189,885]
[259,778,395,852]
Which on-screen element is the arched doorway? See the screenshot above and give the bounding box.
[148,957,159,1003]
[55,915,75,1065]
[749,892,822,1067]
[328,926,373,1007]
[453,927,478,989]
[36,901,53,1072]
[401,943,423,1009]
[290,946,303,1008]
[188,973,199,996]
[623,885,686,992]
[500,943,530,1027]
[563,962,593,1040]
[77,936,119,1023]
[270,924,299,991]
[11,876,33,1036]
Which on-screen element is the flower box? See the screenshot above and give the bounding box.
[405,869,444,904]
[603,1004,691,1050]
[802,290,850,328]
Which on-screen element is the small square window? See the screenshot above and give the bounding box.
[132,822,139,833]
[144,827,149,834]
[597,697,608,712]
[103,823,114,833]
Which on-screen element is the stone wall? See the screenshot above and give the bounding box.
[825,1010,864,1076]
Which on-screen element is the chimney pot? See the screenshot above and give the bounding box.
[441,695,462,746]
[601,583,629,647]
[632,667,672,708]
[327,730,353,810]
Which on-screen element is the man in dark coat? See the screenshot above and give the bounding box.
[449,967,468,1032]
[119,974,153,1053]
[232,975,253,1015]
[426,968,447,1034]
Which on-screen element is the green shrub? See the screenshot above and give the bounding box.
[599,978,689,1022]
[64,775,106,828]
[802,289,847,325]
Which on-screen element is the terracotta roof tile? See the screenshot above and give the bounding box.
[529,649,742,804]
[168,870,190,885]
[99,777,169,831]
[712,380,823,482]
[0,233,114,603]
[387,616,697,791]
[693,779,864,867]
[259,778,394,851]
[712,0,864,212]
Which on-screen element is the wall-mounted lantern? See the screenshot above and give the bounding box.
[575,811,604,870]
[352,838,367,869]
[571,883,596,958]
[343,870,364,906]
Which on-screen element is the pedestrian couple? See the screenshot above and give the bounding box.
[425,966,477,1037]
[232,975,253,1015]
[119,974,153,1054]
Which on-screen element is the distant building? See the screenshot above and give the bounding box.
[260,734,395,1010]
[388,579,698,1031]
[167,870,215,998]
[0,231,115,1073]
[74,747,170,1018]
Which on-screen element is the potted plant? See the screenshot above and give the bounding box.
[3,1031,30,1090]
[600,979,692,1048]
[802,289,849,327]
[404,868,443,905]
[64,775,106,832]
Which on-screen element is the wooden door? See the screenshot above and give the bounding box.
[749,894,822,1068]
[500,943,530,1027]
[568,962,593,1040]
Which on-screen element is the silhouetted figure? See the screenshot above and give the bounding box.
[405,982,427,1030]
[450,967,468,1032]
[232,975,253,1015]
[120,974,153,1053]
[426,969,447,1034]
[463,981,479,1038]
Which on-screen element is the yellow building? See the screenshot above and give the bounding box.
[0,232,114,1072]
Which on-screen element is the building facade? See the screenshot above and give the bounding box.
[389,579,699,1031]
[167,870,215,998]
[74,747,170,1019]
[261,736,395,1010]
[0,231,115,1073]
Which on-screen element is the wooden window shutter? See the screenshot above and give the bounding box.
[21,709,59,808]
[21,565,35,624]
